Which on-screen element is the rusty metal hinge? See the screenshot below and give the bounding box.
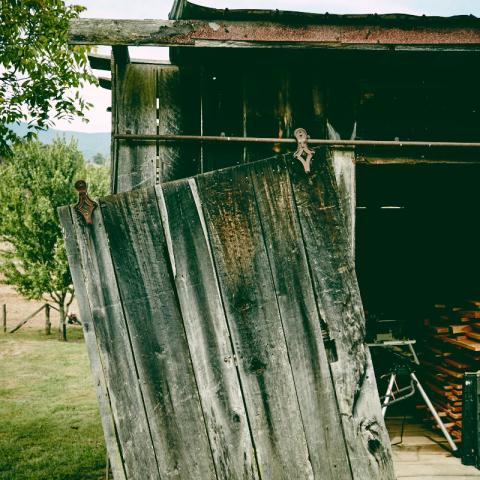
[294,128,315,173]
[74,180,97,225]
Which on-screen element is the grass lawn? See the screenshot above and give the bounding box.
[0,328,106,480]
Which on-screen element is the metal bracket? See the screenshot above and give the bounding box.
[293,128,315,173]
[74,180,97,225]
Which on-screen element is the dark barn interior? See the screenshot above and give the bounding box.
[357,164,480,330]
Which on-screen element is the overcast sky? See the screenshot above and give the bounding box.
[59,0,480,133]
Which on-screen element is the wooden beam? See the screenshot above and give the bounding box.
[69,19,480,50]
[98,76,111,90]
[356,155,480,165]
[88,52,171,72]
[88,52,111,70]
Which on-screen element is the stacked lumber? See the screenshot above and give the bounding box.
[419,300,480,444]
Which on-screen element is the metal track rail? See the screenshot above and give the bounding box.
[114,133,480,149]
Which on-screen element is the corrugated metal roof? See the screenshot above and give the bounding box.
[169,0,480,27]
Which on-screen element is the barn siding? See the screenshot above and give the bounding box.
[61,153,393,480]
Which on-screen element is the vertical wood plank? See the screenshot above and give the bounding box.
[330,146,356,256]
[157,66,201,182]
[99,187,217,480]
[287,151,395,480]
[116,64,157,193]
[111,46,130,194]
[244,66,291,163]
[249,157,353,480]
[59,206,160,480]
[158,180,260,479]
[201,66,244,172]
[59,207,126,480]
[196,166,314,480]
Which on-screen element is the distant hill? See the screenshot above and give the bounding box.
[10,124,110,161]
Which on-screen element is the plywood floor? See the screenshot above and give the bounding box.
[388,417,480,479]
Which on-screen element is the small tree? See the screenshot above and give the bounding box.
[0,138,109,340]
[0,0,95,157]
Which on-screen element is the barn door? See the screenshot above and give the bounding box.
[60,150,395,480]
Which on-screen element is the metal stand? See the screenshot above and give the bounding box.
[368,339,420,365]
[381,354,458,453]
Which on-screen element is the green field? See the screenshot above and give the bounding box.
[0,329,106,480]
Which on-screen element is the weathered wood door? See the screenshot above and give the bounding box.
[60,150,394,480]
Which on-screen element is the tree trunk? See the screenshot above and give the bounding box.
[59,304,67,342]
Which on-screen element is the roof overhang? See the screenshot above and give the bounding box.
[68,18,480,51]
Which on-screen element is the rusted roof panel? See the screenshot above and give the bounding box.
[188,20,480,46]
[170,0,480,28]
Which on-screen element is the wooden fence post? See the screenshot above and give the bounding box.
[2,304,6,333]
[45,304,51,336]
[59,305,67,342]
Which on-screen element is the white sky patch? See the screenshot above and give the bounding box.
[56,0,480,133]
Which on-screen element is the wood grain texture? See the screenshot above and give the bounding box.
[111,45,130,194]
[61,206,161,479]
[249,157,353,479]
[99,187,217,480]
[201,67,245,172]
[62,152,395,479]
[158,179,260,479]
[115,64,157,193]
[243,67,290,163]
[330,146,356,255]
[58,207,127,480]
[287,150,395,479]
[196,165,314,480]
[157,66,201,182]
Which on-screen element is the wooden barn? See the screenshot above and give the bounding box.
[61,2,480,479]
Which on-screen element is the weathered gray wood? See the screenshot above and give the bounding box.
[201,67,245,172]
[196,166,314,480]
[64,206,161,479]
[157,67,181,182]
[330,146,356,255]
[243,67,291,164]
[98,76,112,90]
[69,19,480,51]
[249,156,353,479]
[115,64,157,193]
[169,0,187,20]
[88,52,171,72]
[158,179,260,479]
[287,152,395,479]
[157,67,201,181]
[99,187,217,480]
[58,206,128,480]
